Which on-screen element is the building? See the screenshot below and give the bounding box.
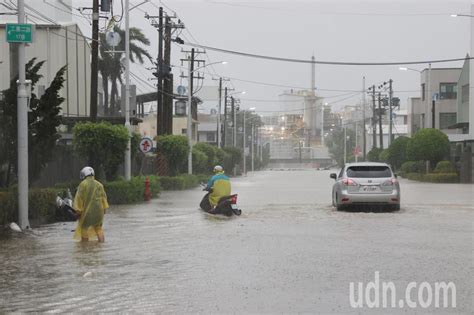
[419,67,462,137]
[197,113,217,145]
[0,23,92,118]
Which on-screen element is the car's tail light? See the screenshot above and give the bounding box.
[342,178,358,186]
[382,179,398,186]
[230,194,238,204]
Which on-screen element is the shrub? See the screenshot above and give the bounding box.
[406,129,450,166]
[179,174,200,189]
[104,180,143,204]
[433,160,456,174]
[367,147,383,162]
[400,161,426,175]
[222,146,242,172]
[155,135,189,176]
[405,172,425,181]
[0,188,59,225]
[0,191,16,225]
[192,148,208,174]
[423,173,459,183]
[158,176,185,190]
[73,122,129,180]
[193,142,218,171]
[387,136,410,170]
[158,175,202,190]
[379,149,389,163]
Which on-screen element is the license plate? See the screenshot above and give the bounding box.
[360,185,379,192]
[231,204,238,209]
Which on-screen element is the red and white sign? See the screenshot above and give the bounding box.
[352,146,361,157]
[139,137,153,153]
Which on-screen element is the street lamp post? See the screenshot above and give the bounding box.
[243,107,256,175]
[186,59,227,174]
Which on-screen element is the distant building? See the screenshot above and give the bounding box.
[419,67,462,138]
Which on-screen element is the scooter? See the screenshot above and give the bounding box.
[199,184,242,217]
[55,189,80,221]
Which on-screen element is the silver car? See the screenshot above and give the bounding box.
[330,162,401,211]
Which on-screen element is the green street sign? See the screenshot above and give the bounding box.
[6,23,33,43]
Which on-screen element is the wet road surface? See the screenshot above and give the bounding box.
[1,169,473,313]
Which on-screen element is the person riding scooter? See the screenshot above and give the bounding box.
[202,165,231,212]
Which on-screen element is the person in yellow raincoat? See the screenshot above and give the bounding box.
[205,165,231,209]
[73,166,109,242]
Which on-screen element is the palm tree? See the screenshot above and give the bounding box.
[99,26,152,116]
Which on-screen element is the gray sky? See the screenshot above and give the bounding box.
[74,0,472,113]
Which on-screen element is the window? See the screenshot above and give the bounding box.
[421,83,425,101]
[462,84,469,103]
[346,166,392,178]
[207,132,215,142]
[439,113,456,129]
[182,128,187,135]
[439,83,457,100]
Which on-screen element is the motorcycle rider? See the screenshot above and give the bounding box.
[204,165,231,211]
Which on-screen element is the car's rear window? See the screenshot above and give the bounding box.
[346,166,392,178]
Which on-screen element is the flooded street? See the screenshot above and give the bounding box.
[1,169,473,313]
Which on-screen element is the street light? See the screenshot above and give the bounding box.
[399,67,421,73]
[187,60,227,174]
[450,14,474,18]
[243,107,256,175]
[228,91,246,147]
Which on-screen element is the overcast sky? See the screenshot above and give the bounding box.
[72,0,472,113]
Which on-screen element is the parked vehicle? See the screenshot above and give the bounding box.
[330,162,401,211]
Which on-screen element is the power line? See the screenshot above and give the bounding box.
[183,41,471,66]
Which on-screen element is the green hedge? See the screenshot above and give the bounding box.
[0,188,59,226]
[104,175,161,205]
[433,161,456,173]
[404,172,459,183]
[423,173,459,183]
[158,174,207,190]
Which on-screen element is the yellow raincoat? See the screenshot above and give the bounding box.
[206,172,231,207]
[73,176,109,240]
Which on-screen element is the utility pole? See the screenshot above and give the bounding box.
[156,7,164,135]
[243,111,247,175]
[251,122,255,172]
[17,0,29,229]
[232,97,237,147]
[163,16,173,134]
[371,85,376,149]
[362,76,366,160]
[187,48,195,174]
[90,0,99,120]
[223,87,228,147]
[388,79,393,146]
[217,77,222,147]
[378,92,384,149]
[343,126,347,165]
[124,0,132,180]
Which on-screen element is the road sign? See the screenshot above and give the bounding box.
[139,137,153,153]
[6,23,33,43]
[352,146,361,157]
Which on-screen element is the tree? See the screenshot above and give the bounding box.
[386,136,410,170]
[0,58,65,186]
[367,147,383,162]
[73,122,129,180]
[326,128,356,166]
[99,26,152,116]
[155,135,189,176]
[406,129,450,167]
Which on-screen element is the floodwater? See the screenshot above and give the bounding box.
[1,169,473,313]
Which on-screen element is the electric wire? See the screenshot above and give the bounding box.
[183,41,472,66]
